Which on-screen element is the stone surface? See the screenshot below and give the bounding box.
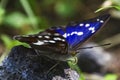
[0,45,79,80]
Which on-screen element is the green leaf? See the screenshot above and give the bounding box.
[95,5,120,13]
[68,58,85,80]
[1,34,29,50]
[95,7,106,13]
[113,5,120,10]
[104,74,117,80]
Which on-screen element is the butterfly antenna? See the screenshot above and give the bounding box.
[77,43,111,51]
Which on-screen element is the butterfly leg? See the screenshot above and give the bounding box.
[46,61,60,74]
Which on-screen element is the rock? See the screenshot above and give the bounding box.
[0,45,80,80]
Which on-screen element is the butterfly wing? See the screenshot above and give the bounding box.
[14,14,110,56]
[14,32,68,54]
[55,14,110,50]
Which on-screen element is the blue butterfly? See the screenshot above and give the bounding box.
[14,14,110,61]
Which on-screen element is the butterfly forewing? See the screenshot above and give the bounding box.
[54,14,110,50]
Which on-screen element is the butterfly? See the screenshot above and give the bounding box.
[14,14,110,61]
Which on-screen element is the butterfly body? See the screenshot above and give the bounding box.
[14,14,110,61]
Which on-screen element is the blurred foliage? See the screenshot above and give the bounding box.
[1,35,20,50]
[3,12,30,28]
[54,0,77,17]
[1,34,29,50]
[0,0,119,52]
[0,7,5,24]
[95,0,120,12]
[104,74,118,80]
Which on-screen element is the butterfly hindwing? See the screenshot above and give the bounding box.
[14,33,68,54]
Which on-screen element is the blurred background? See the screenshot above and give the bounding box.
[0,0,120,80]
